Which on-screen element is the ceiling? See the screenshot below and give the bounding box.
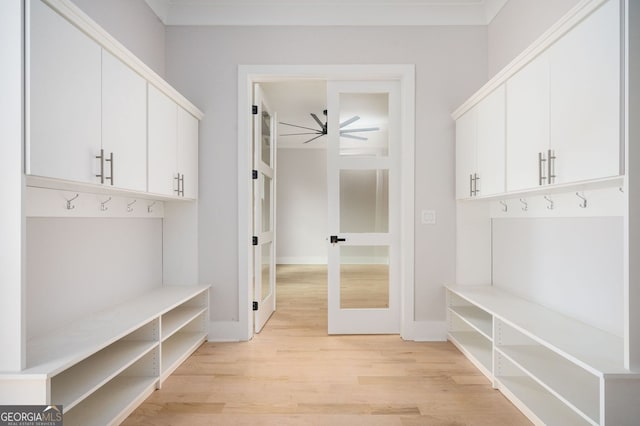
[145,0,508,26]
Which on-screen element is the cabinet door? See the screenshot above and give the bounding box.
[455,109,476,199]
[476,85,506,197]
[102,50,147,192]
[549,0,621,184]
[148,85,178,196]
[506,52,550,191]
[28,0,101,183]
[177,108,199,199]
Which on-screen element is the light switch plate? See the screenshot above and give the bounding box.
[421,210,436,225]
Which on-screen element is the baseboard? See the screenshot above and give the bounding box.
[276,257,327,264]
[207,321,245,342]
[409,320,448,341]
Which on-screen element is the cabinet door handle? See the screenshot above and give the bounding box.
[538,152,547,186]
[105,152,114,186]
[547,149,556,185]
[95,149,104,184]
[174,173,181,195]
[469,174,474,197]
[474,173,479,195]
[180,174,185,197]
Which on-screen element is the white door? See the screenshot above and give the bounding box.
[177,107,199,199]
[326,80,400,334]
[475,84,506,197]
[148,85,178,197]
[253,84,277,333]
[455,108,477,199]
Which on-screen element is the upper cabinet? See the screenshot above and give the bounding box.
[27,0,101,184]
[456,85,506,199]
[26,0,203,200]
[456,0,622,197]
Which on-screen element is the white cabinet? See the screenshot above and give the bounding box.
[148,86,199,199]
[549,0,621,184]
[101,50,147,192]
[27,0,101,184]
[455,85,505,199]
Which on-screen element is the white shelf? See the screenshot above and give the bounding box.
[162,306,207,342]
[446,285,634,376]
[26,285,210,376]
[161,331,206,381]
[448,331,492,376]
[52,340,157,412]
[497,375,592,426]
[449,305,492,339]
[63,376,157,426]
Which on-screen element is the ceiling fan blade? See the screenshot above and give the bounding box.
[279,122,321,132]
[280,132,322,136]
[302,134,325,144]
[310,113,325,129]
[339,116,360,128]
[340,127,380,134]
[341,134,368,141]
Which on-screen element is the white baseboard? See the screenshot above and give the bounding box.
[207,321,246,342]
[409,320,448,341]
[276,257,327,264]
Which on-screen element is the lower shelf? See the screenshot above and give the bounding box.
[497,375,592,426]
[161,332,206,381]
[64,376,157,426]
[448,331,492,377]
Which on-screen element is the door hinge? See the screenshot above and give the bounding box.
[252,170,258,180]
[253,301,259,311]
[252,236,258,246]
[252,105,258,115]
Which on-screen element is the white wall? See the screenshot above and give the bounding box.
[164,25,487,324]
[276,148,328,264]
[488,0,581,77]
[70,0,166,77]
[26,218,163,339]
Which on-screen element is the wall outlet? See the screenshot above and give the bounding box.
[421,210,436,225]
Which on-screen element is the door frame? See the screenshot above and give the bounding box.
[237,64,415,341]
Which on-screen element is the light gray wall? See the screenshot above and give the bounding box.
[165,25,488,323]
[276,148,328,264]
[70,0,166,77]
[488,0,581,77]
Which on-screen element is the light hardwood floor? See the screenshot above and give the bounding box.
[124,265,530,425]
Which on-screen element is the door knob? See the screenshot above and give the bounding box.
[330,235,346,244]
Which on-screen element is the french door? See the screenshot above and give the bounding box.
[253,84,276,333]
[326,80,401,334]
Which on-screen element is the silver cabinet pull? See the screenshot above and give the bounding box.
[547,149,556,185]
[469,174,473,197]
[538,152,547,186]
[105,152,114,185]
[180,174,185,197]
[96,149,104,184]
[174,173,181,195]
[474,173,479,195]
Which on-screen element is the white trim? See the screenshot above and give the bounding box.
[452,0,611,119]
[238,64,415,341]
[276,257,327,265]
[38,0,203,119]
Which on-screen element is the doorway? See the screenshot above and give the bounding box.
[238,65,415,341]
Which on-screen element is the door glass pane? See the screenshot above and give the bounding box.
[262,242,272,302]
[340,169,388,233]
[261,108,271,166]
[340,246,389,309]
[262,174,271,232]
[339,93,388,156]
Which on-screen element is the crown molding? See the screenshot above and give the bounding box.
[145,0,508,26]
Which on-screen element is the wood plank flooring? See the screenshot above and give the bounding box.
[124,265,530,425]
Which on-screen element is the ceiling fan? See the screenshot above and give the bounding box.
[279,109,380,144]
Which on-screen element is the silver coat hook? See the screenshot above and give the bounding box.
[147,201,156,213]
[544,195,554,210]
[499,200,508,212]
[576,192,587,208]
[100,197,112,212]
[127,199,137,212]
[65,193,79,210]
[519,198,528,211]
[619,187,624,193]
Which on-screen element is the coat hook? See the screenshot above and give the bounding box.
[100,197,112,212]
[147,201,156,213]
[127,199,137,212]
[499,200,508,212]
[519,198,528,211]
[64,193,79,210]
[544,195,554,210]
[576,192,587,208]
[619,187,624,193]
